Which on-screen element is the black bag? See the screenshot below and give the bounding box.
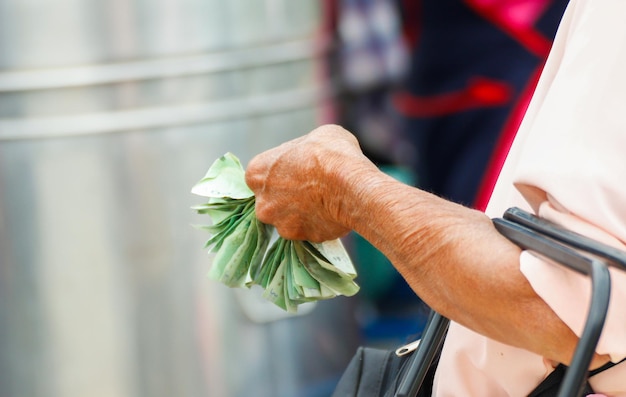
[330,346,436,397]
[332,310,445,397]
[332,207,626,397]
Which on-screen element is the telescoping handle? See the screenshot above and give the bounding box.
[496,207,626,397]
[493,217,611,397]
[395,207,626,397]
[395,310,449,397]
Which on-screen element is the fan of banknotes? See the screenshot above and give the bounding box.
[191,152,359,312]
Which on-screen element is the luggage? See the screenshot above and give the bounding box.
[333,207,626,397]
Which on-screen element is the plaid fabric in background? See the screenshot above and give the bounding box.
[337,0,409,91]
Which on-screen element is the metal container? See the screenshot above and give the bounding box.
[0,1,359,396]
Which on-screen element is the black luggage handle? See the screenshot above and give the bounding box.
[502,206,626,270]
[396,207,626,397]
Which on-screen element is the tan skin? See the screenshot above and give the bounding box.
[245,124,610,369]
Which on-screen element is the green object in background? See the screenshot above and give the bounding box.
[191,153,360,313]
[350,165,417,302]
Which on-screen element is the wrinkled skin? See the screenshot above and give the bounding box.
[246,124,375,242]
[244,124,610,370]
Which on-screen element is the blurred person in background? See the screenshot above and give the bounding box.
[331,0,569,341]
[393,0,570,209]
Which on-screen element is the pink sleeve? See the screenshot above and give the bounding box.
[484,0,626,363]
[520,201,626,362]
[436,1,626,394]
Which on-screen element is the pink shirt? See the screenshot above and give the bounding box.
[433,0,626,395]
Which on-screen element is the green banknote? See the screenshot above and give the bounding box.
[191,152,359,312]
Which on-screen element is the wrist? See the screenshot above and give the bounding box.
[333,162,399,232]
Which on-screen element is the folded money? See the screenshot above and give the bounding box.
[191,152,359,312]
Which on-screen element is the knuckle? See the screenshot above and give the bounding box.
[277,227,299,241]
[244,164,260,190]
[253,203,272,224]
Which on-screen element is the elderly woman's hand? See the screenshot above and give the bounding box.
[245,124,378,242]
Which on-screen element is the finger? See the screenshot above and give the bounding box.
[273,219,350,243]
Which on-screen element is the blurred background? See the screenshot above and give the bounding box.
[0,0,569,396]
[0,1,359,396]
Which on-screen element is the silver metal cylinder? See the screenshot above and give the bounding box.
[0,1,358,396]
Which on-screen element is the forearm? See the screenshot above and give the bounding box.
[246,125,609,367]
[338,167,609,367]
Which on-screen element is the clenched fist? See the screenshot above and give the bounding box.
[245,124,379,242]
